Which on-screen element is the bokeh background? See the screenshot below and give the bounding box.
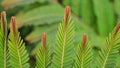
[0,0,120,67]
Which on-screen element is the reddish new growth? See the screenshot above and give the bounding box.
[1,11,7,33]
[114,23,120,36]
[11,16,17,36]
[82,34,88,50]
[42,32,47,49]
[64,6,71,27]
[1,11,6,24]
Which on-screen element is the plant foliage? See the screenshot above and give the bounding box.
[0,5,120,68]
[51,6,74,68]
[74,34,92,68]
[97,23,120,68]
[36,32,51,68]
[0,11,10,68]
[8,17,29,68]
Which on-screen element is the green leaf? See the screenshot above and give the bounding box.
[8,17,29,68]
[97,23,120,68]
[35,44,51,68]
[0,11,10,68]
[0,29,9,68]
[93,0,115,36]
[115,54,120,68]
[35,33,51,68]
[52,17,74,67]
[16,4,64,27]
[74,34,92,68]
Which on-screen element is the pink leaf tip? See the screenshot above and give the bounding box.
[42,32,47,49]
[10,16,17,36]
[64,6,71,26]
[1,11,7,33]
[82,33,88,50]
[114,23,120,36]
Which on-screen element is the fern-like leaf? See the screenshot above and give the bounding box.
[35,32,51,68]
[74,34,92,68]
[97,23,120,68]
[8,17,29,68]
[0,11,10,68]
[16,4,64,28]
[52,6,74,68]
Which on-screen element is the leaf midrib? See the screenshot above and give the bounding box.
[61,29,67,68]
[3,30,7,68]
[15,37,22,68]
[102,37,114,68]
[4,39,6,68]
[43,47,46,68]
[81,51,84,68]
[102,45,112,68]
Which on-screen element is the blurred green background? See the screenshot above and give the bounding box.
[0,0,120,67]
